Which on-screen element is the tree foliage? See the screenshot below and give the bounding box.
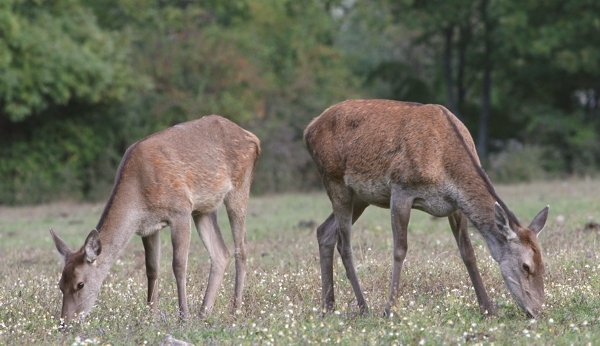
[0,0,598,204]
[0,0,139,122]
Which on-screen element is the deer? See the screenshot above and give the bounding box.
[50,115,260,324]
[304,99,549,318]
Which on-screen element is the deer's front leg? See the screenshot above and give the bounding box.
[142,231,161,310]
[449,210,495,316]
[170,215,192,319]
[385,188,413,316]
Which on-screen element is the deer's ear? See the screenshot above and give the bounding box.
[84,229,102,263]
[494,202,517,241]
[529,205,549,236]
[50,228,73,262]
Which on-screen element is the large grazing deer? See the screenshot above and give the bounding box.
[304,99,549,318]
[50,115,260,323]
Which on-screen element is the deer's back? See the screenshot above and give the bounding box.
[118,115,260,214]
[304,100,479,209]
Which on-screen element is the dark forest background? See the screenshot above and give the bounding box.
[1,0,599,205]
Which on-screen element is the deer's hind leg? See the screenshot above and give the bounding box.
[317,204,368,311]
[142,231,161,310]
[194,211,230,318]
[448,210,495,315]
[336,197,369,313]
[319,181,369,313]
[224,185,251,314]
[170,213,193,319]
[316,212,337,312]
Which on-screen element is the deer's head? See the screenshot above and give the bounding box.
[493,203,548,318]
[50,229,104,323]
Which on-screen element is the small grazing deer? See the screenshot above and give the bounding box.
[304,99,549,318]
[50,115,260,323]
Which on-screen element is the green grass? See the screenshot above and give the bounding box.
[0,179,599,345]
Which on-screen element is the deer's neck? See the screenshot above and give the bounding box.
[94,187,141,272]
[467,210,506,262]
[457,181,507,263]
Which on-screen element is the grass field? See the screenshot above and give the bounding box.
[0,179,599,345]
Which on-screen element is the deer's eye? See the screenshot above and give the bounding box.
[77,282,84,290]
[522,264,530,273]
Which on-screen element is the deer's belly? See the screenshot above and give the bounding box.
[411,197,456,217]
[344,176,391,208]
[345,174,458,216]
[189,180,233,213]
[137,219,169,237]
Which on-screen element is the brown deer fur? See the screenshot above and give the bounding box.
[51,115,260,323]
[304,99,549,317]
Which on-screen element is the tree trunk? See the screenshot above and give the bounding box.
[477,0,492,163]
[443,26,460,119]
[478,66,491,162]
[457,23,471,109]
